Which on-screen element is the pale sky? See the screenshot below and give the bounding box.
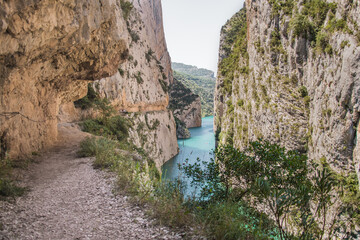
[162,0,245,73]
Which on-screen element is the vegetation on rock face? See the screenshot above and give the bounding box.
[218,8,248,95]
[173,116,191,139]
[288,0,341,55]
[172,64,215,117]
[169,78,199,111]
[169,78,200,138]
[120,0,133,20]
[74,83,101,110]
[172,62,215,78]
[81,116,131,142]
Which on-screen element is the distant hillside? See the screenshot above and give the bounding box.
[172,62,215,78]
[172,63,216,117]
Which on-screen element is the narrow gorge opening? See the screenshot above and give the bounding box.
[1,0,360,239]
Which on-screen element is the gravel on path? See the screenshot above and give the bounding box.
[0,124,183,240]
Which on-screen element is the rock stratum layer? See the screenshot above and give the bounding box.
[0,0,178,167]
[215,0,360,182]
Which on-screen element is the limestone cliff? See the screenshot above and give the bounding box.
[0,0,128,159]
[58,0,178,168]
[170,78,202,131]
[172,62,216,118]
[0,0,178,168]
[94,0,178,168]
[215,0,360,182]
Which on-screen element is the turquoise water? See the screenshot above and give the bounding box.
[162,116,215,196]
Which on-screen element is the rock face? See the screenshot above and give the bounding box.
[175,120,191,139]
[215,0,360,181]
[92,0,178,167]
[132,0,173,83]
[172,62,216,117]
[57,0,178,168]
[170,78,202,129]
[127,111,178,169]
[0,0,128,159]
[0,0,178,168]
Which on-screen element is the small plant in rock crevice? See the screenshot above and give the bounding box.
[120,0,133,20]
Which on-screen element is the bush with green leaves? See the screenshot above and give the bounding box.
[290,0,337,43]
[74,83,99,110]
[0,156,27,199]
[81,115,131,142]
[120,0,133,20]
[181,140,360,239]
[77,136,197,234]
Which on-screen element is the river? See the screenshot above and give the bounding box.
[162,116,215,197]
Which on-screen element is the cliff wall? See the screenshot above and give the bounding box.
[215,0,360,182]
[0,0,178,168]
[0,0,128,158]
[58,0,179,167]
[170,78,202,129]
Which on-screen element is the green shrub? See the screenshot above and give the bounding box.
[336,172,360,227]
[0,157,27,199]
[181,140,358,239]
[199,201,278,239]
[129,29,140,43]
[145,49,154,63]
[326,18,350,33]
[291,0,337,43]
[237,99,245,108]
[299,86,308,98]
[290,14,315,39]
[134,71,144,84]
[74,83,99,110]
[340,40,350,49]
[0,179,26,199]
[270,29,282,52]
[269,0,295,17]
[118,68,125,77]
[92,139,117,169]
[120,0,133,20]
[316,31,332,54]
[81,115,131,142]
[78,137,98,157]
[226,100,234,115]
[302,0,337,30]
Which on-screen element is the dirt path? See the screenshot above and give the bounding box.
[0,123,183,240]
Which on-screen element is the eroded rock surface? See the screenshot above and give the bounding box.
[215,0,360,180]
[170,79,202,129]
[89,0,178,167]
[0,0,128,159]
